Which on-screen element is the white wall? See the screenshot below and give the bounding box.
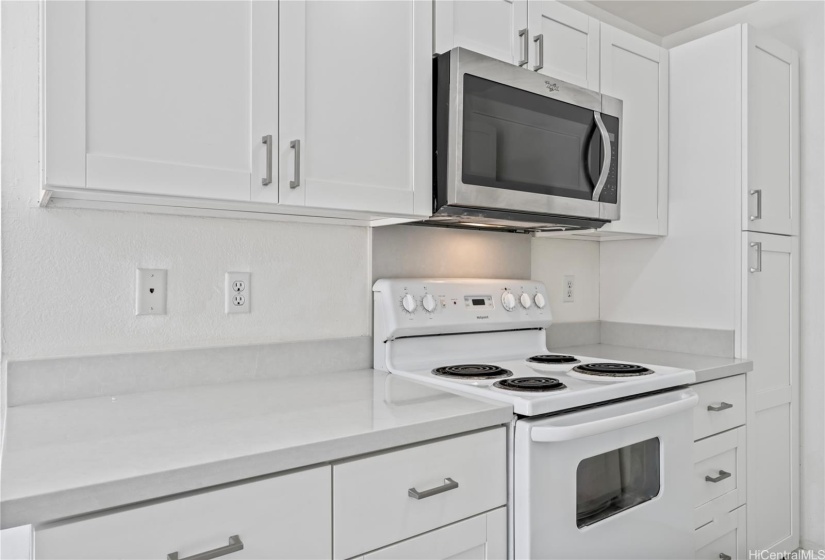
[371,225,531,282]
[1,1,371,364]
[531,238,600,323]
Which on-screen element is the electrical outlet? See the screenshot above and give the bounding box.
[563,275,575,303]
[136,269,167,315]
[225,272,250,314]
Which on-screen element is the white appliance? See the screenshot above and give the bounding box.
[373,278,698,559]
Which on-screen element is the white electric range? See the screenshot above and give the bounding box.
[374,278,698,560]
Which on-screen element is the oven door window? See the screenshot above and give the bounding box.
[576,437,660,528]
[461,74,617,201]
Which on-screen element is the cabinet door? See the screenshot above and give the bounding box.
[36,467,331,559]
[695,506,746,560]
[742,232,799,554]
[279,1,431,217]
[434,0,527,65]
[744,26,799,236]
[43,1,277,202]
[526,1,599,89]
[598,23,669,237]
[358,508,506,560]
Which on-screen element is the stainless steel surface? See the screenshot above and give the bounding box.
[518,28,528,67]
[289,139,301,189]
[532,34,544,72]
[440,48,623,228]
[261,135,272,186]
[704,470,732,483]
[592,112,612,202]
[750,241,762,273]
[167,536,243,560]
[408,477,459,500]
[749,189,762,221]
[707,402,734,412]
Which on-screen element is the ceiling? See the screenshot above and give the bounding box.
[587,1,758,37]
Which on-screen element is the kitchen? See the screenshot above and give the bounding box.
[0,0,822,559]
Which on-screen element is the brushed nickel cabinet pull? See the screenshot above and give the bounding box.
[707,402,733,412]
[750,189,762,221]
[408,477,459,500]
[750,241,762,273]
[533,34,544,71]
[289,139,301,189]
[167,535,243,560]
[705,470,732,483]
[518,28,528,67]
[261,135,272,186]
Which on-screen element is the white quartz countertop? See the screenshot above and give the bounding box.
[0,370,512,529]
[554,344,753,383]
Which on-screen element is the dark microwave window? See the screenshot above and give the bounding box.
[461,75,605,200]
[472,298,485,306]
[576,438,661,528]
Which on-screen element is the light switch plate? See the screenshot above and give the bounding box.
[225,272,250,314]
[136,269,167,315]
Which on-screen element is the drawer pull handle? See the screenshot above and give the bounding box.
[707,402,734,412]
[167,535,243,560]
[408,478,459,500]
[705,470,732,483]
[720,554,732,560]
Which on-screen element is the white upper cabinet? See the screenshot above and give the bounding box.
[44,1,277,202]
[744,28,799,236]
[434,0,528,64]
[527,1,599,90]
[279,1,432,217]
[596,24,669,237]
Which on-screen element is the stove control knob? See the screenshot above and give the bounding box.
[501,292,516,311]
[534,293,546,309]
[401,294,418,314]
[422,294,437,313]
[520,293,532,309]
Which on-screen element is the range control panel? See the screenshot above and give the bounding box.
[373,278,552,340]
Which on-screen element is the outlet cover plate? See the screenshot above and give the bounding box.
[136,269,168,315]
[225,272,250,314]
[563,275,575,303]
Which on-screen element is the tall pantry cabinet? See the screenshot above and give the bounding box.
[671,24,800,556]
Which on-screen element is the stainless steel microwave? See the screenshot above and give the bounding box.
[429,48,623,232]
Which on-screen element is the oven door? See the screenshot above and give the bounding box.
[513,388,697,560]
[435,48,621,223]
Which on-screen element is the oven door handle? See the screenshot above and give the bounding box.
[591,111,612,202]
[530,389,698,442]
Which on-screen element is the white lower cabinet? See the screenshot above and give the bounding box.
[31,430,508,560]
[692,375,748,558]
[333,428,507,559]
[356,508,506,560]
[695,506,746,560]
[35,466,331,559]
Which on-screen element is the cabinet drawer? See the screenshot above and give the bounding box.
[695,506,746,559]
[36,467,331,560]
[333,428,506,559]
[693,375,746,440]
[693,427,747,528]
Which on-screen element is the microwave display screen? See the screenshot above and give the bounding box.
[461,75,618,203]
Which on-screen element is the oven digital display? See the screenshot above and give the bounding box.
[464,295,494,309]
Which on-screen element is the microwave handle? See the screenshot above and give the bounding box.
[591,111,612,202]
[530,389,698,442]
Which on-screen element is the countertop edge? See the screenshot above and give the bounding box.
[1,405,512,529]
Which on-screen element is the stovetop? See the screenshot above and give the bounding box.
[390,354,695,416]
[373,278,696,417]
